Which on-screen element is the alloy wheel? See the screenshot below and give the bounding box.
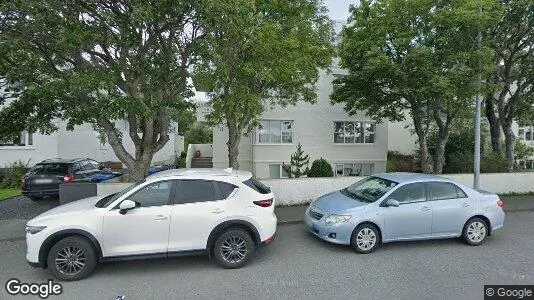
[220,236,247,264]
[356,228,377,251]
[467,221,486,243]
[55,246,86,275]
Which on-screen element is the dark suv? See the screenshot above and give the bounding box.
[22,158,104,200]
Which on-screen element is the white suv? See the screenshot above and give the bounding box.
[26,168,277,281]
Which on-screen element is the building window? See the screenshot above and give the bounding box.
[334,122,375,144]
[335,163,374,177]
[257,120,293,144]
[0,131,33,147]
[269,164,290,179]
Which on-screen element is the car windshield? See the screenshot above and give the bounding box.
[94,183,138,208]
[27,163,69,175]
[343,176,398,203]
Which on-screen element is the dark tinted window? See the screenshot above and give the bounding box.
[218,182,237,198]
[28,163,69,175]
[387,183,426,204]
[179,180,219,204]
[128,181,172,207]
[243,178,271,194]
[428,182,460,200]
[457,186,468,198]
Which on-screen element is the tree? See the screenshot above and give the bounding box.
[184,122,213,147]
[308,157,334,177]
[194,0,334,169]
[282,142,310,178]
[331,0,500,174]
[0,0,203,181]
[483,0,534,170]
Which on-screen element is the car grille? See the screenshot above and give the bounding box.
[309,209,323,220]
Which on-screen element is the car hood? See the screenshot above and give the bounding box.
[30,195,104,223]
[312,190,368,213]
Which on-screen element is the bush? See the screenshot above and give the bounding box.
[1,160,30,189]
[481,151,508,173]
[387,151,416,172]
[174,151,187,168]
[307,158,334,177]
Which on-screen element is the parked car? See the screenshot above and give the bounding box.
[21,158,120,200]
[305,172,505,253]
[25,168,277,281]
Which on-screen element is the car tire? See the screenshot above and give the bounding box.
[29,196,42,201]
[46,236,97,281]
[350,224,380,254]
[213,228,255,269]
[462,218,488,246]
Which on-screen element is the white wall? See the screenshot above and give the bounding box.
[97,172,534,206]
[0,131,59,167]
[388,118,418,155]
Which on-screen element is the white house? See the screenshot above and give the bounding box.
[0,120,177,168]
[208,66,388,179]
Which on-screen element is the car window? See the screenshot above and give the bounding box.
[428,182,462,201]
[243,178,271,194]
[345,176,398,203]
[28,163,69,175]
[456,186,468,198]
[218,182,237,198]
[128,181,172,207]
[87,160,100,170]
[387,183,426,204]
[177,180,220,204]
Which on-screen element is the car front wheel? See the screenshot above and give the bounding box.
[351,224,380,254]
[213,229,255,269]
[46,236,97,281]
[462,218,488,246]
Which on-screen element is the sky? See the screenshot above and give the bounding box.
[324,0,360,22]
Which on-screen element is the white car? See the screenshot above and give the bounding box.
[26,168,277,281]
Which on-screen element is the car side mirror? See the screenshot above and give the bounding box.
[385,199,400,207]
[119,200,137,215]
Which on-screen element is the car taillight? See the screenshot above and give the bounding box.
[63,174,75,183]
[253,199,273,207]
[497,200,504,208]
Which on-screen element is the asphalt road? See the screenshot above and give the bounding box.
[1,212,533,300]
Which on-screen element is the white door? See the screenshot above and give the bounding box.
[168,180,230,252]
[102,180,173,257]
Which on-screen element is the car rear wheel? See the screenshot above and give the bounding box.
[213,229,254,269]
[462,218,488,246]
[351,224,380,254]
[46,236,97,281]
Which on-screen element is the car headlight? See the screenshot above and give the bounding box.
[325,215,351,224]
[25,226,46,234]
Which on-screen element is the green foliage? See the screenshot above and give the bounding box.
[193,0,334,168]
[184,122,213,147]
[0,188,21,201]
[174,151,187,168]
[282,143,310,178]
[332,0,501,173]
[168,104,197,136]
[481,151,508,173]
[387,151,416,172]
[514,142,534,170]
[0,1,202,180]
[308,158,334,177]
[1,160,30,189]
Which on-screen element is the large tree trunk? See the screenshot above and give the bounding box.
[97,114,170,182]
[501,120,516,172]
[226,119,241,169]
[485,95,502,152]
[412,112,433,174]
[432,110,452,174]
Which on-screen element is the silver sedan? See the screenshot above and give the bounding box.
[305,172,505,253]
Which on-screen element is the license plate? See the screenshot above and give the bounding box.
[34,179,53,184]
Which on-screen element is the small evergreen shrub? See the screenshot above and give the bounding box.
[307,158,334,177]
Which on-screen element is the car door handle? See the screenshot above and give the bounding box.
[421,206,431,212]
[153,215,168,220]
[212,209,225,214]
[461,202,470,207]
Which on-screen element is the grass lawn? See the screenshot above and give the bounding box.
[0,188,21,201]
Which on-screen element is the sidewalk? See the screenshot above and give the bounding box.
[1,197,533,242]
